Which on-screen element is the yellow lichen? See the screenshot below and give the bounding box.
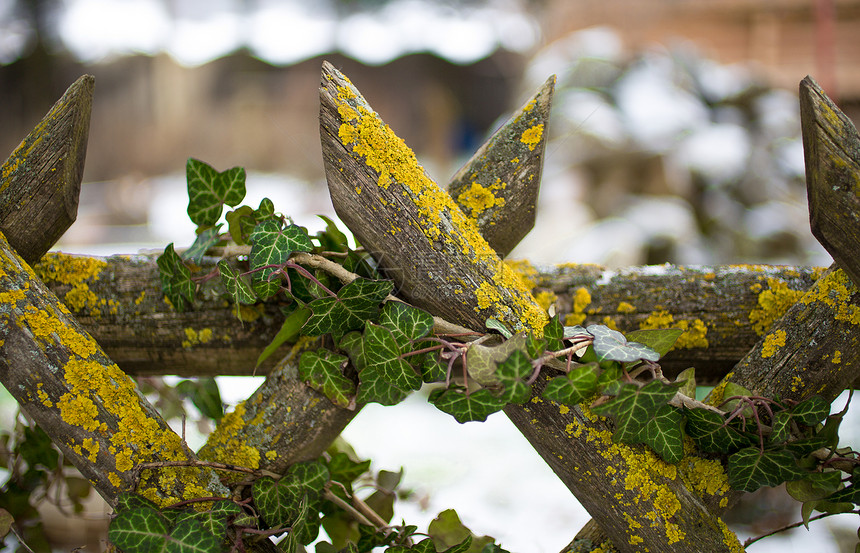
[336,83,547,332]
[198,402,261,470]
[749,277,806,335]
[761,329,786,358]
[832,350,842,364]
[534,290,557,312]
[504,259,539,290]
[33,253,114,317]
[182,327,214,348]
[617,301,636,314]
[791,375,803,393]
[520,124,544,151]
[799,269,860,325]
[565,287,591,326]
[640,310,709,349]
[718,517,745,553]
[457,180,505,218]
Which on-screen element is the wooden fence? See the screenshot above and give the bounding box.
[1,64,859,553]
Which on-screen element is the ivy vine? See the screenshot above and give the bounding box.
[5,157,855,553]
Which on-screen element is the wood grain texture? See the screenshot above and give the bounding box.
[800,76,860,288]
[33,252,823,381]
[319,60,547,333]
[0,75,93,264]
[318,61,741,553]
[0,232,221,507]
[447,76,554,258]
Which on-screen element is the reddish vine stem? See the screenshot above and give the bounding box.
[743,510,860,548]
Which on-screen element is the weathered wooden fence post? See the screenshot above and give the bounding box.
[0,77,225,509]
[3,66,859,553]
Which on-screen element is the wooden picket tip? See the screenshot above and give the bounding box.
[0,75,93,264]
[447,74,555,258]
[800,76,860,289]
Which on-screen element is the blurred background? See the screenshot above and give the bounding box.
[2,0,860,552]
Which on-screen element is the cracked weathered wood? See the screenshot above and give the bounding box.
[0,75,93,264]
[320,60,547,333]
[447,75,554,257]
[33,253,823,381]
[319,61,742,553]
[197,338,358,474]
[0,231,223,508]
[800,76,860,288]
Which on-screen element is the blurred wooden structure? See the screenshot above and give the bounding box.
[543,0,860,110]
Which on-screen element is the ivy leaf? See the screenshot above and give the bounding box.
[801,499,854,528]
[563,325,589,340]
[790,396,829,426]
[303,279,393,337]
[115,492,158,512]
[339,331,367,372]
[379,301,434,350]
[256,307,312,367]
[727,447,807,492]
[675,367,697,399]
[315,215,349,252]
[327,452,371,495]
[225,205,255,245]
[543,316,564,352]
[421,352,447,384]
[642,404,684,463]
[108,505,169,553]
[486,318,512,339]
[623,329,684,359]
[182,225,222,265]
[591,380,680,444]
[495,350,533,404]
[683,408,755,454]
[542,364,598,406]
[257,197,275,218]
[252,460,329,529]
[587,325,659,363]
[249,221,313,300]
[217,260,256,305]
[769,410,792,445]
[186,158,246,227]
[465,333,527,385]
[167,518,222,553]
[596,363,622,392]
[824,485,860,506]
[429,388,505,423]
[194,500,242,536]
[298,349,355,408]
[157,243,196,311]
[175,377,223,421]
[359,323,422,395]
[355,362,411,406]
[786,471,842,502]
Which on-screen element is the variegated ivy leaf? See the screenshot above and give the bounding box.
[542,363,599,406]
[182,225,222,264]
[587,324,660,363]
[726,447,807,492]
[217,260,256,305]
[495,350,533,404]
[642,404,684,463]
[790,395,829,426]
[378,301,434,350]
[252,459,329,528]
[303,278,393,337]
[591,380,682,458]
[358,323,422,399]
[429,387,505,423]
[298,349,355,408]
[186,158,246,227]
[249,220,313,300]
[623,328,684,359]
[683,407,755,454]
[543,315,564,352]
[465,333,527,385]
[157,243,196,311]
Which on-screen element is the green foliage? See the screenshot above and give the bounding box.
[143,158,860,551]
[157,243,196,311]
[186,158,246,227]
